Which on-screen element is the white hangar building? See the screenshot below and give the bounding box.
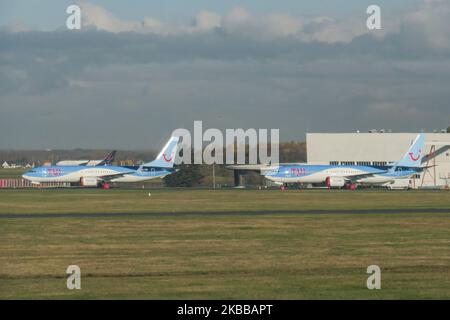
[307,132,450,188]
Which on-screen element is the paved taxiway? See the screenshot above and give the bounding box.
[1,208,449,219]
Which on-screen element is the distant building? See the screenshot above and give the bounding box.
[1,161,21,169]
[307,132,450,188]
[230,132,450,188]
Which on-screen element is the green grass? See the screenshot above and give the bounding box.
[0,168,27,179]
[0,189,450,299]
[0,189,449,214]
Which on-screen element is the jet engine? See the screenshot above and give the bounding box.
[325,176,346,188]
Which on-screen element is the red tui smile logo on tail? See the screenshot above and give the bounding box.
[408,149,421,161]
[163,154,172,162]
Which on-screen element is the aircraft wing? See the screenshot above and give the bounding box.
[98,171,134,182]
[344,171,388,182]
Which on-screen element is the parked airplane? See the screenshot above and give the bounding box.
[22,137,179,188]
[56,150,117,167]
[262,134,426,189]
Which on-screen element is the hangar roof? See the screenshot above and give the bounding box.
[307,133,450,163]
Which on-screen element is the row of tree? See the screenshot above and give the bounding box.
[164,142,307,187]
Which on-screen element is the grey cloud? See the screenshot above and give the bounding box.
[0,27,448,96]
[0,1,450,149]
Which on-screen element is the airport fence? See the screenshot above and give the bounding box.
[0,179,70,189]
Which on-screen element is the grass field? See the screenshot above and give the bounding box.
[0,168,27,179]
[0,189,449,299]
[1,188,450,214]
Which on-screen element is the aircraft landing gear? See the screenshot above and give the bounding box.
[345,183,358,190]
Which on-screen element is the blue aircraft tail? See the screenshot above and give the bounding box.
[142,136,180,168]
[393,134,425,168]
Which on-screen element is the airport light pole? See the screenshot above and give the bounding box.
[213,163,216,189]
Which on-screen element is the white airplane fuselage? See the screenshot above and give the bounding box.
[264,165,418,185]
[22,166,172,184]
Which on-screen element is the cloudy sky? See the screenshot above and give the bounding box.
[0,0,449,149]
